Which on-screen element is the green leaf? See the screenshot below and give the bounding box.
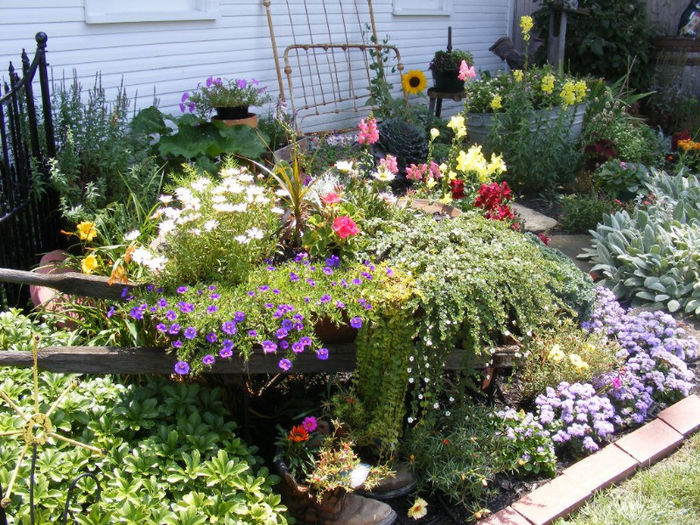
[667,299,681,312]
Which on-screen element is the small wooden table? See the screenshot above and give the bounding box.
[427,88,466,117]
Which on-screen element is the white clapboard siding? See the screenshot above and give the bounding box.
[0,0,512,131]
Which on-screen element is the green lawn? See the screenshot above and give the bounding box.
[557,431,700,525]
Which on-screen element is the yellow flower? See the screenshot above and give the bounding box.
[559,81,576,107]
[402,69,427,95]
[426,178,437,189]
[569,353,590,370]
[76,221,97,242]
[520,16,534,40]
[547,344,565,362]
[487,154,507,177]
[81,254,99,274]
[574,80,588,103]
[430,128,440,140]
[513,70,524,82]
[490,94,503,111]
[541,74,555,95]
[407,498,428,520]
[439,193,453,205]
[447,115,466,139]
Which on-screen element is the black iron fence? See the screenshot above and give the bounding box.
[0,32,61,309]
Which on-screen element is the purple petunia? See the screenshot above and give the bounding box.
[174,361,190,375]
[202,354,215,366]
[106,306,116,319]
[234,311,246,322]
[206,332,217,343]
[177,286,188,294]
[220,347,233,359]
[323,267,334,276]
[317,348,329,360]
[350,317,363,329]
[279,340,289,350]
[320,294,331,304]
[184,326,197,340]
[156,323,168,333]
[169,323,181,335]
[289,272,299,282]
[276,328,289,340]
[207,305,219,314]
[326,254,340,268]
[172,340,183,349]
[248,329,258,338]
[259,285,270,292]
[292,342,304,353]
[165,310,177,321]
[262,340,278,354]
[278,358,292,371]
[300,336,312,346]
[222,321,237,335]
[157,298,168,308]
[210,293,220,300]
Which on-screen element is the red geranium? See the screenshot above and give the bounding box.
[332,216,359,239]
[449,179,465,199]
[321,192,341,205]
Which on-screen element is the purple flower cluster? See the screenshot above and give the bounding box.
[585,287,697,424]
[111,254,388,376]
[535,382,618,453]
[495,408,557,475]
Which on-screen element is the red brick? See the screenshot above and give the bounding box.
[614,419,683,466]
[561,443,638,493]
[657,394,700,436]
[511,475,590,525]
[478,506,532,525]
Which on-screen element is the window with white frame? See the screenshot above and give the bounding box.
[84,0,220,24]
[392,0,452,16]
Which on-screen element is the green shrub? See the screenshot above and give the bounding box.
[583,170,700,316]
[0,371,287,523]
[559,193,622,233]
[593,159,650,200]
[518,318,620,402]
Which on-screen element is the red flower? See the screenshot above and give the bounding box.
[537,232,551,245]
[288,425,309,442]
[322,192,341,205]
[332,216,359,239]
[450,179,465,199]
[443,438,450,446]
[671,130,691,151]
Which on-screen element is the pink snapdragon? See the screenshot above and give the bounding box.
[429,161,442,179]
[357,117,379,145]
[380,155,399,174]
[405,163,428,181]
[458,60,476,81]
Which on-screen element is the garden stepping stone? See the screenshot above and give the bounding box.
[511,203,558,232]
[561,443,638,494]
[546,234,594,274]
[656,394,700,436]
[613,418,684,466]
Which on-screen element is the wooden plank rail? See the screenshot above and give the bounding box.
[0,345,518,375]
[0,268,136,301]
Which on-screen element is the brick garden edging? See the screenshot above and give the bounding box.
[479,394,700,525]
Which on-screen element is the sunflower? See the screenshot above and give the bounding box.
[402,70,427,95]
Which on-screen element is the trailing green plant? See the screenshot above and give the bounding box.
[582,170,700,316]
[360,211,593,420]
[0,371,287,523]
[518,318,620,402]
[429,49,474,72]
[559,192,623,233]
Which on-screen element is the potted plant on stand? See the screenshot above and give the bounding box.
[181,76,271,128]
[429,48,474,93]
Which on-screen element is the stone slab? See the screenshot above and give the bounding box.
[511,474,590,525]
[479,506,532,525]
[614,418,684,466]
[561,443,638,493]
[512,203,558,232]
[547,234,594,274]
[657,394,700,436]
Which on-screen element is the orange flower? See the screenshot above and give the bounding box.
[287,425,309,442]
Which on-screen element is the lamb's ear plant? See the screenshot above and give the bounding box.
[583,170,700,316]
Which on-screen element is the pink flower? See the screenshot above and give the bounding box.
[321,192,341,205]
[357,118,379,145]
[458,60,476,81]
[302,416,318,432]
[429,161,442,179]
[332,216,359,239]
[380,155,399,174]
[405,163,428,181]
[612,376,622,389]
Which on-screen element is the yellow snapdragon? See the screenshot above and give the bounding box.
[574,80,587,103]
[490,94,503,111]
[447,115,466,139]
[560,81,576,107]
[520,16,533,41]
[513,70,524,82]
[541,74,555,95]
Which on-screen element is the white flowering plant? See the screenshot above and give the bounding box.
[130,160,281,287]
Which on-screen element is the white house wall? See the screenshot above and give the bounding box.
[0,0,511,131]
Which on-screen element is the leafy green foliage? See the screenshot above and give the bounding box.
[593,160,650,200]
[376,119,428,178]
[0,371,287,523]
[583,171,700,316]
[535,0,654,90]
[559,193,623,233]
[0,309,71,351]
